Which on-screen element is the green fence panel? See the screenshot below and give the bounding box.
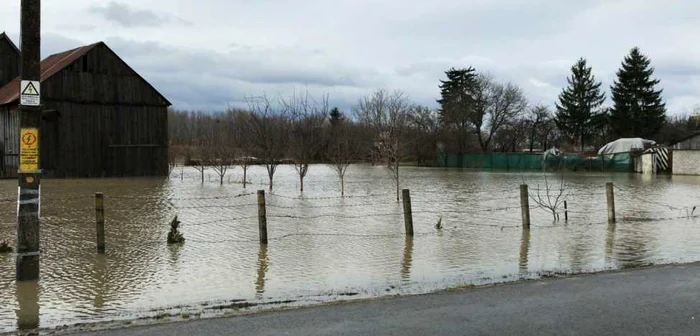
[438,152,633,172]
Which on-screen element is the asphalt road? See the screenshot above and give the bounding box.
[77,263,700,336]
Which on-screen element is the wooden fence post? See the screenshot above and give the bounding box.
[606,182,616,223]
[95,193,105,254]
[564,200,568,222]
[402,189,414,236]
[520,184,531,228]
[257,190,268,244]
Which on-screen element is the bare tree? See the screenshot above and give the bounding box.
[525,105,553,152]
[527,170,568,220]
[204,119,236,185]
[285,92,329,192]
[408,105,443,165]
[246,95,289,191]
[190,139,208,184]
[355,89,412,201]
[472,75,529,151]
[229,110,255,188]
[327,120,362,196]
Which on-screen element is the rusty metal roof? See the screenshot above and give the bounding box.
[0,41,170,106]
[0,43,97,105]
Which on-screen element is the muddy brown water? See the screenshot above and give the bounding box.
[2,165,700,332]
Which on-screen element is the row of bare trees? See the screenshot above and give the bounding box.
[168,87,562,198]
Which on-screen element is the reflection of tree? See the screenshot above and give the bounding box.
[401,236,414,283]
[168,244,182,266]
[15,280,39,331]
[255,244,268,299]
[519,228,530,276]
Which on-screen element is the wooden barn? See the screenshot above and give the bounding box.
[0,33,170,177]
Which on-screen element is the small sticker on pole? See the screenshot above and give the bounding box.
[20,80,40,106]
[19,128,39,172]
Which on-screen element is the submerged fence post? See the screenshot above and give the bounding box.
[257,190,268,244]
[520,184,531,228]
[606,182,616,223]
[564,200,568,222]
[402,189,414,236]
[95,193,105,254]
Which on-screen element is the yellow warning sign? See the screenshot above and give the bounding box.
[19,128,39,172]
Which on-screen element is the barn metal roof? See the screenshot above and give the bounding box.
[0,41,171,106]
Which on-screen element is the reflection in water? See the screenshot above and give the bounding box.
[255,244,268,298]
[1,167,700,332]
[92,255,107,309]
[16,281,39,331]
[519,228,530,276]
[616,224,655,269]
[605,223,616,264]
[168,244,182,267]
[401,236,413,282]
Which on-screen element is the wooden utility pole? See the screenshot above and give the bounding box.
[16,0,42,281]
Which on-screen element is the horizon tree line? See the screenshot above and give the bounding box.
[169,47,698,188]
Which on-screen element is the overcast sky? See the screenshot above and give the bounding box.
[1,0,699,114]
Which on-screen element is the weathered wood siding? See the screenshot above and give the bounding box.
[40,102,167,177]
[0,106,19,177]
[0,35,19,88]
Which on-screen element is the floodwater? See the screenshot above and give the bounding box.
[2,165,700,332]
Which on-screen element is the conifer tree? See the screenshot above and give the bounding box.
[555,58,607,151]
[609,47,666,139]
[437,67,479,156]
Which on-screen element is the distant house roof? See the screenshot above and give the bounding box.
[668,131,700,147]
[0,41,171,106]
[0,32,20,54]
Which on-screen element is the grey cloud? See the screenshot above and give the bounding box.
[100,37,384,111]
[89,2,192,28]
[56,24,97,32]
[30,0,700,114]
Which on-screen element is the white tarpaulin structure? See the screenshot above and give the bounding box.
[597,138,656,155]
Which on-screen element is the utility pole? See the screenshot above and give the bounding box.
[16,0,42,281]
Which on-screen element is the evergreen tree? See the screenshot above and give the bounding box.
[609,47,666,139]
[437,67,479,156]
[329,107,344,127]
[555,58,607,151]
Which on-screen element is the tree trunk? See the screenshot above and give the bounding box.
[458,125,465,168]
[300,175,304,193]
[220,173,224,185]
[200,166,204,184]
[477,132,487,152]
[341,175,345,196]
[268,174,273,191]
